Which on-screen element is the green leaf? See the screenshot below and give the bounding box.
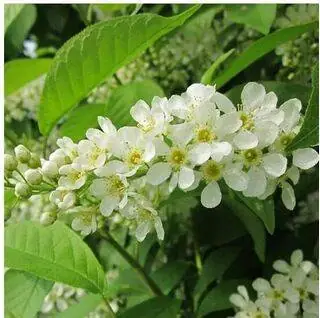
[59,104,106,142]
[4,4,25,32]
[194,246,242,306]
[201,49,235,85]
[118,296,182,318]
[152,261,190,295]
[5,269,53,318]
[4,189,17,220]
[5,221,107,295]
[5,59,52,97]
[214,22,318,89]
[104,80,165,128]
[39,5,200,135]
[226,81,311,109]
[223,189,266,262]
[56,294,103,318]
[72,4,93,25]
[226,4,277,34]
[287,63,319,150]
[94,4,129,13]
[198,279,250,316]
[5,5,37,58]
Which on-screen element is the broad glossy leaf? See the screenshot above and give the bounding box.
[198,279,250,316]
[104,80,165,128]
[226,4,277,34]
[5,269,53,318]
[5,5,37,58]
[39,5,200,135]
[214,22,318,89]
[5,59,52,97]
[226,81,311,109]
[4,4,25,32]
[56,294,103,318]
[5,221,107,295]
[201,49,235,85]
[59,104,106,142]
[194,246,242,306]
[118,296,182,318]
[223,189,266,262]
[287,63,319,150]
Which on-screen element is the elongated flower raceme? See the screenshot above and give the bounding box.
[4,82,319,241]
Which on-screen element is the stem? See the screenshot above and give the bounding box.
[102,296,116,318]
[99,229,163,297]
[113,73,123,86]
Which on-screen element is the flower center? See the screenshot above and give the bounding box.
[242,148,262,166]
[272,289,284,300]
[138,118,155,133]
[168,148,186,166]
[201,160,222,182]
[108,175,125,195]
[279,133,293,147]
[128,150,142,166]
[240,112,254,131]
[196,127,215,143]
[298,288,308,299]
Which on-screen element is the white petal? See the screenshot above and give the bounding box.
[188,143,211,165]
[216,112,242,137]
[229,294,246,309]
[136,221,151,242]
[292,148,319,170]
[95,160,127,177]
[281,181,296,210]
[255,121,279,148]
[142,141,155,162]
[168,123,193,147]
[279,99,302,132]
[211,141,232,162]
[241,82,266,112]
[154,217,164,240]
[100,196,119,216]
[212,92,235,113]
[291,249,303,266]
[223,166,248,191]
[186,83,214,103]
[118,126,142,147]
[261,91,278,111]
[90,179,107,198]
[184,171,202,192]
[169,95,189,119]
[130,100,151,125]
[258,178,277,200]
[153,138,170,156]
[273,260,290,273]
[98,116,117,135]
[178,166,195,189]
[146,162,171,185]
[252,278,271,293]
[286,166,300,185]
[243,167,267,197]
[200,181,221,208]
[233,131,258,150]
[169,172,178,192]
[262,153,287,177]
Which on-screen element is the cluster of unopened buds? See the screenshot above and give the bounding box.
[230,249,319,317]
[5,83,319,241]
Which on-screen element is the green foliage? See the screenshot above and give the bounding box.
[198,279,250,316]
[39,5,200,135]
[4,59,52,97]
[214,21,318,89]
[5,5,37,58]
[105,80,165,128]
[5,269,53,318]
[225,4,277,34]
[59,104,106,142]
[5,221,107,295]
[118,296,182,318]
[287,63,319,150]
[4,4,25,32]
[56,294,103,318]
[194,246,242,306]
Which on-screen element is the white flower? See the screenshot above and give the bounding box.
[49,149,69,168]
[120,196,164,242]
[90,161,130,216]
[41,159,59,179]
[58,163,87,190]
[71,211,97,236]
[49,189,76,210]
[109,127,155,173]
[56,137,78,161]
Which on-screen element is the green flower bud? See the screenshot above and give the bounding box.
[14,145,31,163]
[15,182,31,199]
[25,169,42,185]
[40,211,57,226]
[28,153,41,169]
[4,154,18,171]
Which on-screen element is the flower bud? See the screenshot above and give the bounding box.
[14,145,31,163]
[40,211,57,226]
[28,153,41,169]
[25,169,43,185]
[15,182,31,199]
[4,154,18,171]
[41,161,59,179]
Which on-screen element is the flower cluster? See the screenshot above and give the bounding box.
[5,83,319,241]
[230,249,319,317]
